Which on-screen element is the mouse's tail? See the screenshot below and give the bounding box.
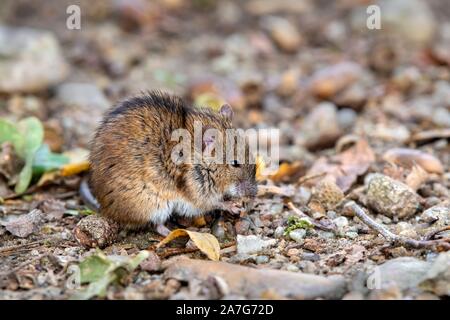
[79,176,100,212]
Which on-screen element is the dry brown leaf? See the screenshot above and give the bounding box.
[157,229,220,261]
[383,148,444,174]
[405,165,429,191]
[0,209,43,238]
[309,62,362,99]
[410,129,450,143]
[382,163,406,182]
[306,139,375,192]
[269,161,303,183]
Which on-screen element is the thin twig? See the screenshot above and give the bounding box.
[0,240,43,256]
[345,201,450,251]
[424,226,450,241]
[287,202,335,232]
[0,253,50,278]
[296,172,327,186]
[257,185,290,197]
[158,247,199,259]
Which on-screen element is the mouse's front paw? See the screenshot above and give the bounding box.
[220,201,244,215]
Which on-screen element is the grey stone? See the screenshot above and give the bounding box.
[274,226,285,239]
[366,174,420,219]
[375,257,431,290]
[419,252,450,296]
[333,216,348,230]
[164,257,347,299]
[57,83,109,110]
[351,0,436,47]
[289,229,306,243]
[0,26,68,92]
[420,205,450,224]
[255,255,270,265]
[56,82,110,146]
[301,252,320,262]
[236,235,277,255]
[345,231,359,239]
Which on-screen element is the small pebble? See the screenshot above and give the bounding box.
[333,216,348,230]
[274,226,285,238]
[366,174,420,219]
[301,252,320,262]
[299,261,316,274]
[287,248,300,257]
[255,255,270,265]
[236,235,277,255]
[286,264,300,272]
[289,229,306,243]
[317,230,335,239]
[269,203,284,215]
[345,231,359,239]
[327,211,338,219]
[235,218,251,235]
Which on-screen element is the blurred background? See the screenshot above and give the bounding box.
[0,0,449,153]
[1,0,450,301]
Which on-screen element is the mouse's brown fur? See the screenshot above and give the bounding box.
[88,91,256,230]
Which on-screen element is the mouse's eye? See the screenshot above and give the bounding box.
[231,160,240,167]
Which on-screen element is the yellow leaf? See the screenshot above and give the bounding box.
[61,161,90,177]
[156,229,220,261]
[269,162,302,183]
[255,155,266,181]
[37,171,59,187]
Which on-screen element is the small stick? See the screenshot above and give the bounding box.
[296,172,327,186]
[287,202,335,232]
[0,240,43,256]
[257,185,290,197]
[424,226,450,241]
[151,241,237,259]
[0,253,50,278]
[158,247,199,259]
[345,201,450,251]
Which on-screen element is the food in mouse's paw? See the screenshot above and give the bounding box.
[85,91,257,236]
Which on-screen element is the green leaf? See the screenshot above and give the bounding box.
[127,250,151,270]
[14,117,44,193]
[71,250,150,300]
[79,251,113,284]
[16,117,44,159]
[32,144,70,175]
[0,118,24,152]
[71,272,117,300]
[15,158,33,194]
[284,215,314,236]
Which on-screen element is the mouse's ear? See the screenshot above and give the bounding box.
[219,104,233,120]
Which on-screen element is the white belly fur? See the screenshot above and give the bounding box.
[149,200,202,225]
